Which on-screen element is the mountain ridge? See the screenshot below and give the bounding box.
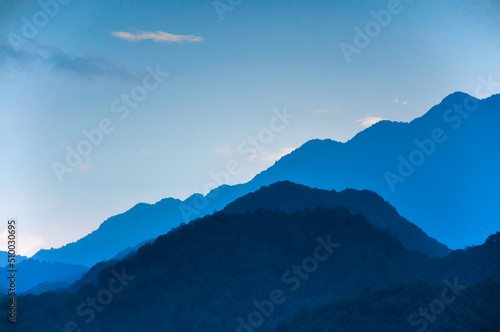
[32,92,500,266]
[222,181,450,257]
[5,207,500,331]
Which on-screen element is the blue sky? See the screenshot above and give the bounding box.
[1,0,499,255]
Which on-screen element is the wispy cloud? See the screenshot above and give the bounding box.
[1,229,45,257]
[0,43,37,66]
[48,48,135,81]
[275,147,296,160]
[141,148,153,156]
[314,109,330,114]
[357,116,386,128]
[312,108,341,114]
[111,31,204,43]
[394,98,410,105]
[77,159,92,172]
[0,42,135,81]
[213,146,295,162]
[213,147,234,155]
[247,147,296,162]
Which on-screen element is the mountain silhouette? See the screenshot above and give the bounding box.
[4,208,500,331]
[0,251,27,267]
[273,232,500,331]
[223,181,449,257]
[0,207,436,331]
[253,92,500,249]
[0,259,87,294]
[270,277,500,331]
[32,92,500,266]
[32,198,185,266]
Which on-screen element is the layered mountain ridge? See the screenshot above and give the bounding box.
[32,92,500,267]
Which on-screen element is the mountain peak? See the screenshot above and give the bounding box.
[441,91,473,102]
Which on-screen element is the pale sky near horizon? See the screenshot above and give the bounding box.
[1,0,499,256]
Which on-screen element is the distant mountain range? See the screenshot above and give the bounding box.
[32,92,500,267]
[0,259,87,294]
[23,181,449,296]
[0,251,27,267]
[254,92,500,249]
[32,198,185,266]
[5,205,500,331]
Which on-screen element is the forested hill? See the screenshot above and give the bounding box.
[2,208,500,331]
[223,181,450,257]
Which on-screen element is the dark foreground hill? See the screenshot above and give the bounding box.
[1,207,433,331]
[269,232,500,331]
[267,278,500,332]
[2,209,500,331]
[223,181,450,257]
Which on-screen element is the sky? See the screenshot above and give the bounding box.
[1,0,499,256]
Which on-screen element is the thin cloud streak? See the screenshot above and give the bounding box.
[357,117,386,128]
[212,147,234,155]
[247,147,296,162]
[111,31,204,43]
[394,98,410,105]
[0,42,135,81]
[312,108,341,114]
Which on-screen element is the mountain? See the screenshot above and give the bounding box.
[18,240,155,296]
[0,259,88,294]
[222,181,450,257]
[3,208,500,331]
[269,278,500,332]
[32,198,185,266]
[0,251,27,267]
[253,92,500,249]
[431,231,500,284]
[0,207,434,331]
[61,240,156,295]
[22,280,73,296]
[110,238,155,261]
[32,92,500,266]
